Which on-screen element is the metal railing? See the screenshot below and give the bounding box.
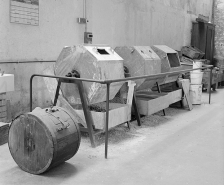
[30,65,213,159]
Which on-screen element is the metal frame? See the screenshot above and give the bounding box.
[54,79,96,147]
[30,65,213,159]
[52,78,139,148]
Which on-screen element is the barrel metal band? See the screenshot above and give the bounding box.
[45,107,70,131]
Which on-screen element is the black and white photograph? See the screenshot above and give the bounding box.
[0,0,223,184]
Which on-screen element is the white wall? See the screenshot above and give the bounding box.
[0,0,87,62]
[92,0,214,50]
[0,0,213,62]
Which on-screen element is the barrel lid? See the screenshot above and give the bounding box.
[134,46,160,60]
[84,46,123,61]
[8,114,54,174]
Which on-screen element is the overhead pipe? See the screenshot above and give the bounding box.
[83,0,87,32]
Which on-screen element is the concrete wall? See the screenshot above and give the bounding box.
[91,0,213,50]
[0,0,86,62]
[0,0,89,120]
[2,62,54,120]
[0,0,213,121]
[214,0,224,59]
[0,0,213,62]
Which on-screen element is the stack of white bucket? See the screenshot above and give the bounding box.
[190,60,203,104]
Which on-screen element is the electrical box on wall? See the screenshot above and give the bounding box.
[84,32,93,44]
[77,18,88,24]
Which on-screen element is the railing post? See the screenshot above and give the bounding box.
[53,79,62,106]
[77,80,96,148]
[30,75,35,112]
[29,65,213,158]
[209,67,213,104]
[105,83,110,159]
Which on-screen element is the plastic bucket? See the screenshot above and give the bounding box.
[190,71,203,84]
[190,84,202,104]
[193,60,203,72]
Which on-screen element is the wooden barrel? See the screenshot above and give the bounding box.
[8,106,81,174]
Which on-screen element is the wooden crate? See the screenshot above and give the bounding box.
[0,93,7,122]
[181,46,204,59]
[180,56,194,64]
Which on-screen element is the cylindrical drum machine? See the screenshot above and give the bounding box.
[151,45,182,84]
[114,46,161,90]
[8,106,81,174]
[54,45,125,105]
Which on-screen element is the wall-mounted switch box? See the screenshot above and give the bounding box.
[84,32,93,44]
[77,18,88,24]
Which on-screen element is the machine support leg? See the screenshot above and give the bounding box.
[105,83,110,159]
[53,79,61,106]
[176,81,184,108]
[209,68,212,104]
[179,97,184,108]
[77,81,96,148]
[156,82,166,116]
[132,93,141,126]
[127,121,130,130]
[125,70,141,126]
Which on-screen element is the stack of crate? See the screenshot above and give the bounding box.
[0,92,8,145]
[0,73,14,145]
[0,93,7,122]
[180,46,205,80]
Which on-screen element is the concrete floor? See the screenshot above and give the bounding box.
[0,88,224,185]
